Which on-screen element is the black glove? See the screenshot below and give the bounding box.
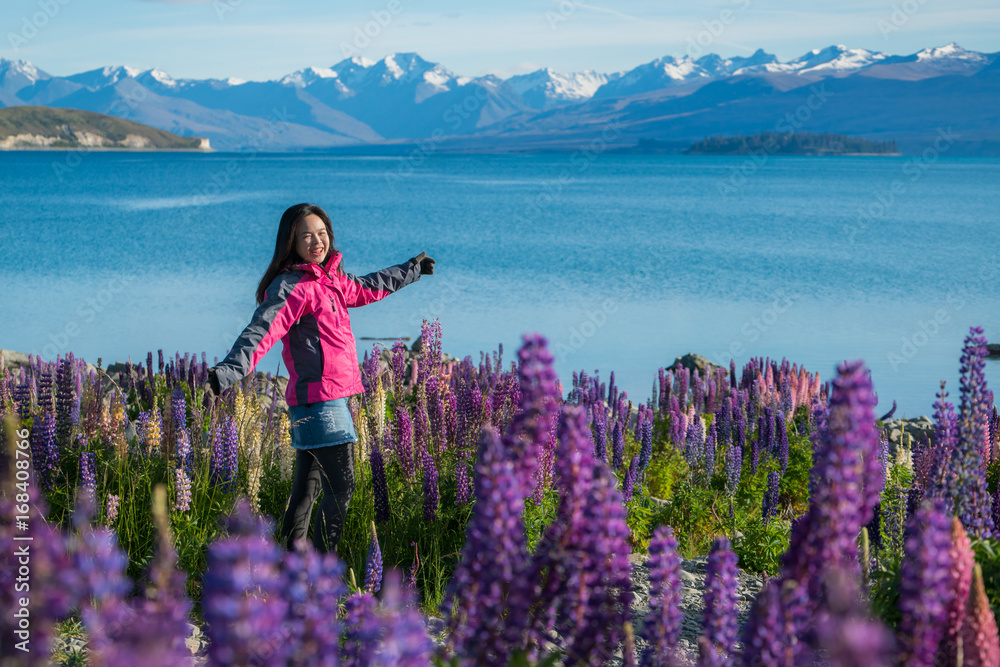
[202,367,221,409]
[410,251,435,275]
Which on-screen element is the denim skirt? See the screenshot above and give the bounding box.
[288,398,358,450]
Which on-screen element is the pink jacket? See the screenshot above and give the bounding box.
[214,251,422,406]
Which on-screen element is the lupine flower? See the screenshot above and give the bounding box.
[441,426,527,664]
[612,420,625,471]
[641,525,684,667]
[341,592,382,667]
[455,449,472,507]
[513,405,633,666]
[762,471,780,526]
[726,442,742,497]
[365,522,383,594]
[701,537,739,663]
[502,333,561,499]
[623,454,638,505]
[961,564,1000,667]
[395,408,415,479]
[56,356,77,448]
[685,417,705,470]
[592,401,608,462]
[705,421,716,479]
[374,569,435,666]
[938,517,975,665]
[949,327,995,538]
[739,577,809,666]
[896,497,954,667]
[202,500,288,667]
[371,436,390,523]
[391,339,407,396]
[405,542,420,592]
[421,447,438,522]
[776,411,790,474]
[780,359,879,620]
[30,412,58,491]
[639,419,653,470]
[173,467,192,512]
[105,494,120,525]
[79,451,97,500]
[211,417,239,489]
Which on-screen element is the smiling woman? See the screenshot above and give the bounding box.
[201,201,435,552]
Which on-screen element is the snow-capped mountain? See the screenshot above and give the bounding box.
[0,43,995,152]
[503,68,621,109]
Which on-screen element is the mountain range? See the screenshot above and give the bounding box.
[0,43,997,154]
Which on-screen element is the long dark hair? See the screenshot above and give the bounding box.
[256,203,344,305]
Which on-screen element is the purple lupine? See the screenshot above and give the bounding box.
[341,592,382,667]
[501,333,561,499]
[779,359,880,622]
[105,494,120,525]
[948,326,995,538]
[641,525,684,667]
[375,569,435,666]
[171,387,189,458]
[79,451,97,500]
[30,411,58,491]
[762,471,780,526]
[211,417,239,490]
[639,419,653,470]
[896,497,954,667]
[749,422,760,475]
[592,401,608,462]
[612,420,625,472]
[56,355,77,448]
[421,447,438,522]
[511,404,633,666]
[441,426,527,664]
[685,417,705,470]
[173,467,192,512]
[776,411,790,474]
[371,435,390,523]
[395,408,415,480]
[455,449,472,507]
[623,454,639,505]
[426,375,446,453]
[726,441,742,498]
[281,537,347,666]
[202,500,289,667]
[705,421,716,480]
[700,537,739,664]
[365,524,384,594]
[739,577,809,666]
[764,406,776,457]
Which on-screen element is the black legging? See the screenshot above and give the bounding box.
[280,442,355,553]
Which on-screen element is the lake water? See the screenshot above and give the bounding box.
[2,150,1000,419]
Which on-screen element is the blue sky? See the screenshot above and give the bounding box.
[3,0,999,81]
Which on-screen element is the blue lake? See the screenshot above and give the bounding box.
[2,150,999,418]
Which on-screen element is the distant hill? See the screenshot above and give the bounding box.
[0,106,211,150]
[684,131,899,155]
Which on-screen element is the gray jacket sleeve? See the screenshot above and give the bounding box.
[338,257,422,308]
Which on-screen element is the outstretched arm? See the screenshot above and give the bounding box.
[339,254,429,308]
[212,273,312,393]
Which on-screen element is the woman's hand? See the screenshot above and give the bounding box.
[202,367,222,409]
[410,251,435,275]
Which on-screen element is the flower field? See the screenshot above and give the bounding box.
[2,319,1000,666]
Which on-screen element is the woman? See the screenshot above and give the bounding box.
[203,202,434,552]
